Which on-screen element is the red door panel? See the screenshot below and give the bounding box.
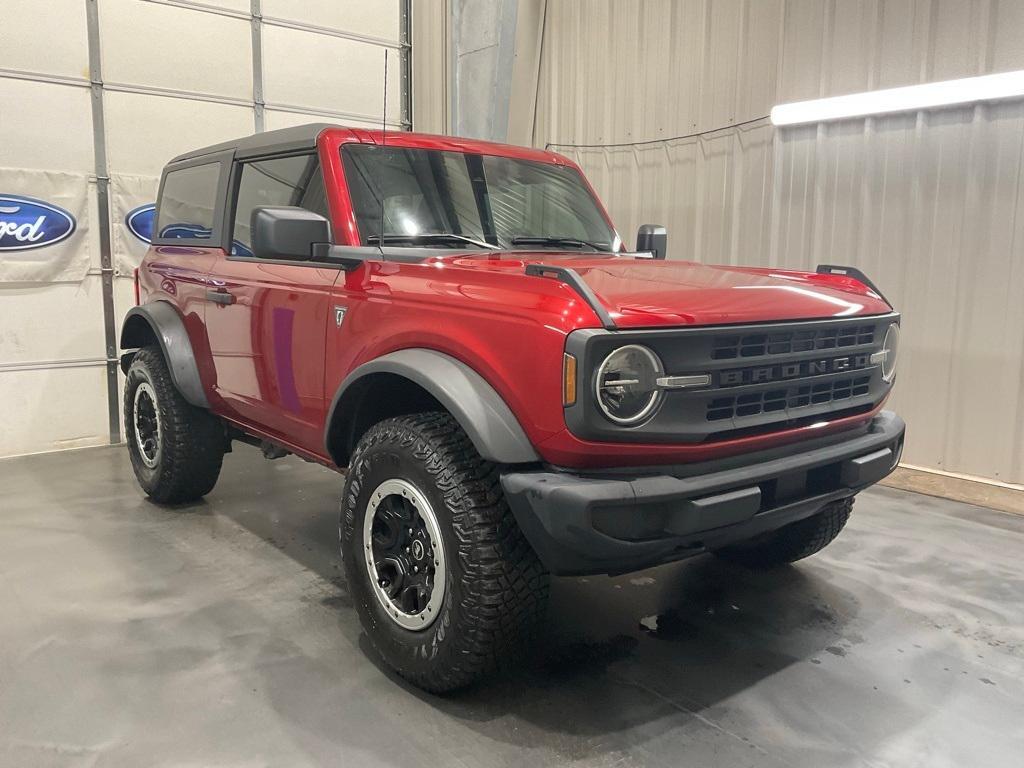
[203,255,341,454]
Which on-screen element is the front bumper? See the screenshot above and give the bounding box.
[501,410,905,575]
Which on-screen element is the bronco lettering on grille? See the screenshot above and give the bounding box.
[718,354,871,387]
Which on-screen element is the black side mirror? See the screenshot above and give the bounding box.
[251,206,331,260]
[636,224,667,260]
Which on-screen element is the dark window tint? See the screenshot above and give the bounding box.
[341,144,616,249]
[232,154,328,256]
[482,154,612,245]
[156,162,221,240]
[343,145,486,243]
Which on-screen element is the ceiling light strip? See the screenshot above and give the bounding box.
[771,69,1024,126]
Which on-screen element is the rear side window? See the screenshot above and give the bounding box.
[156,162,221,240]
[232,154,328,256]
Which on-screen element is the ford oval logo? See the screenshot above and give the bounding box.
[126,203,156,244]
[0,194,76,251]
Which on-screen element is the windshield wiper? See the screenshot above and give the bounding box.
[367,233,499,250]
[510,235,608,252]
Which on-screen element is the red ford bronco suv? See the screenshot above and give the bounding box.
[121,124,904,692]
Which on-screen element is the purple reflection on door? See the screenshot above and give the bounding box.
[272,307,301,413]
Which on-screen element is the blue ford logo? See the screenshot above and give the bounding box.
[126,203,156,244]
[0,194,76,251]
[125,204,253,256]
[160,223,212,239]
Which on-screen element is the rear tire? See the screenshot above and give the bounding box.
[124,346,225,504]
[713,497,854,569]
[341,412,549,693]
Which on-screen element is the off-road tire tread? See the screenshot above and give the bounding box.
[341,411,549,693]
[715,497,854,569]
[125,346,224,504]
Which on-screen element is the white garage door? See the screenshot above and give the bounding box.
[0,0,409,457]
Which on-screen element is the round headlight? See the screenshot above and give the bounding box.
[595,345,664,425]
[881,323,900,382]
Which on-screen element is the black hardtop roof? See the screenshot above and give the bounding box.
[168,123,568,170]
[168,123,339,164]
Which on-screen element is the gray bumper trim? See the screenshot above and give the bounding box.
[501,411,905,575]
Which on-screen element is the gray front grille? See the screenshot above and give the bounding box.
[563,312,898,445]
[707,375,872,421]
[711,324,876,360]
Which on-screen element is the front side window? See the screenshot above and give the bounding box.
[232,154,328,256]
[341,144,617,250]
[156,162,221,240]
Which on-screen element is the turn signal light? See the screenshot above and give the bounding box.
[563,353,577,406]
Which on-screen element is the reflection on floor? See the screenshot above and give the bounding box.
[2,445,1022,767]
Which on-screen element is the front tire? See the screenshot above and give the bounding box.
[341,412,548,693]
[124,346,225,504]
[713,497,854,569]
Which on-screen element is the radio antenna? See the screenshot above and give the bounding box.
[378,49,388,257]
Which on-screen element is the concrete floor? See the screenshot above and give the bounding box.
[2,447,1023,768]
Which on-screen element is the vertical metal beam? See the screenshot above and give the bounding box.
[85,0,122,444]
[508,0,547,147]
[449,0,461,134]
[399,0,412,129]
[251,0,265,131]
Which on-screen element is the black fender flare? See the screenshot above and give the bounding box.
[120,302,209,409]
[325,349,540,465]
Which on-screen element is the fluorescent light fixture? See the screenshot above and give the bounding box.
[771,69,1024,126]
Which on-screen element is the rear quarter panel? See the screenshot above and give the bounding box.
[136,245,220,400]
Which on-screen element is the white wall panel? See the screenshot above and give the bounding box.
[1,0,411,458]
[536,0,1024,483]
[0,279,107,364]
[263,0,400,42]
[103,91,254,176]
[263,109,379,132]
[0,80,94,173]
[0,0,89,78]
[262,24,402,124]
[195,0,251,12]
[100,0,252,99]
[0,367,111,456]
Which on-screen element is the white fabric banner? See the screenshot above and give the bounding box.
[111,173,160,276]
[0,167,91,283]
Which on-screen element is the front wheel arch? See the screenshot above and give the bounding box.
[324,349,540,468]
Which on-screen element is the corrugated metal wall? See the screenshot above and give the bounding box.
[412,0,450,134]
[534,0,1024,484]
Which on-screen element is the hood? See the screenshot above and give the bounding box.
[446,254,892,328]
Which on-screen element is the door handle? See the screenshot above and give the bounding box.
[206,288,236,305]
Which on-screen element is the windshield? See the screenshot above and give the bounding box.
[341,144,618,250]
